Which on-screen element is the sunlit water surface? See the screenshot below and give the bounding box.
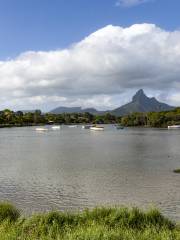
[0,126,179,220]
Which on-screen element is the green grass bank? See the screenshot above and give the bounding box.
[0,202,179,240]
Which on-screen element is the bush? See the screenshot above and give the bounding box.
[0,202,20,222]
[145,208,175,230]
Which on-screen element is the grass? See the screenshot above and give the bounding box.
[0,203,179,239]
[0,202,20,223]
[173,169,180,173]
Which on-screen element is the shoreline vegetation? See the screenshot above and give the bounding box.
[0,107,180,128]
[0,203,179,240]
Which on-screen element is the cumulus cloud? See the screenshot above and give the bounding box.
[116,0,153,7]
[0,23,180,111]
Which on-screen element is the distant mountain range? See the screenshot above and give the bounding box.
[50,106,105,115]
[21,110,37,113]
[50,89,175,116]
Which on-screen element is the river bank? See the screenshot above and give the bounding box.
[0,123,171,129]
[0,203,179,240]
[0,107,180,129]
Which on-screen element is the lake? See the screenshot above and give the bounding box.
[0,125,179,220]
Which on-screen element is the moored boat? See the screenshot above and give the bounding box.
[68,125,77,128]
[116,125,124,130]
[35,127,48,131]
[90,126,104,131]
[168,125,180,129]
[82,125,94,129]
[51,126,61,130]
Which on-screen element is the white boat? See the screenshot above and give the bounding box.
[90,126,104,131]
[68,125,77,128]
[82,125,94,129]
[168,125,180,129]
[35,127,48,131]
[51,126,61,130]
[115,125,124,130]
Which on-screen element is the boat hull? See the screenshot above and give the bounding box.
[35,128,48,131]
[168,125,180,129]
[90,127,104,131]
[116,126,124,130]
[82,125,94,129]
[52,126,61,130]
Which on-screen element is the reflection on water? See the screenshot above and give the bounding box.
[0,126,179,220]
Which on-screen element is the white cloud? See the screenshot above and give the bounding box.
[116,0,153,7]
[0,23,180,111]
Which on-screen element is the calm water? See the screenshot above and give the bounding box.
[0,126,179,220]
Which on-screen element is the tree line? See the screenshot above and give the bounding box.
[121,108,180,127]
[0,109,119,126]
[0,108,180,127]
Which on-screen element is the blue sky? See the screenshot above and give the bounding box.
[0,0,180,110]
[0,0,179,59]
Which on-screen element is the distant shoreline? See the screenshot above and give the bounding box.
[0,123,171,130]
[0,107,180,128]
[0,123,43,128]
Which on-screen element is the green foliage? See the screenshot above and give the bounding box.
[173,169,180,173]
[0,109,117,126]
[0,204,179,239]
[120,108,180,127]
[0,107,180,127]
[0,202,20,222]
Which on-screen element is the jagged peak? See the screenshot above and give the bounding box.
[132,89,147,102]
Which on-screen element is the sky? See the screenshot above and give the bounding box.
[0,0,180,111]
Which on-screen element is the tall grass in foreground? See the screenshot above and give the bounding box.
[0,202,179,239]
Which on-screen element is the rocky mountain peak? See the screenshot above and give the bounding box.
[132,89,148,102]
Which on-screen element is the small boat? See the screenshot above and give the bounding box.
[68,125,77,128]
[168,125,180,129]
[35,127,48,131]
[116,125,124,130]
[90,126,104,131]
[82,125,94,129]
[51,126,61,130]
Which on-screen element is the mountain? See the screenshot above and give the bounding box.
[111,89,174,116]
[20,110,40,113]
[50,107,82,114]
[50,106,104,114]
[50,89,174,116]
